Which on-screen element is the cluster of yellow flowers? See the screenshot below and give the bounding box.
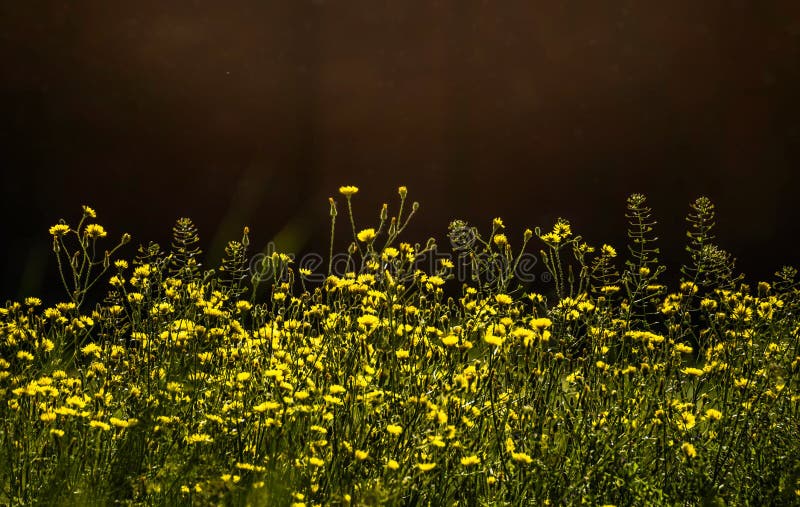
[1,193,799,505]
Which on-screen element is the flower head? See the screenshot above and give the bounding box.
[339,185,359,197]
[386,424,403,436]
[84,224,107,239]
[417,462,436,472]
[49,224,70,237]
[357,228,376,243]
[460,455,481,466]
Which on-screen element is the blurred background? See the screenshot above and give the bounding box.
[2,1,799,302]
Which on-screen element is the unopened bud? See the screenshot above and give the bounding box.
[524,229,533,241]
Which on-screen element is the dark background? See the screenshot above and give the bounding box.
[2,1,799,303]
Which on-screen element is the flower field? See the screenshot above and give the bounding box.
[1,188,799,505]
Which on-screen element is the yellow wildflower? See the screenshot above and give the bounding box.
[417,462,436,472]
[387,424,403,436]
[84,224,107,239]
[511,452,533,464]
[494,294,512,305]
[49,224,70,237]
[460,455,481,466]
[357,228,376,243]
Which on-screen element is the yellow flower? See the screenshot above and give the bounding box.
[677,411,696,431]
[530,318,552,330]
[681,442,697,458]
[441,335,459,347]
[84,224,107,239]
[704,408,722,421]
[25,297,42,307]
[308,457,325,467]
[329,385,347,394]
[681,367,704,377]
[16,351,34,361]
[357,314,380,328]
[417,462,436,472]
[81,343,102,357]
[110,417,137,428]
[494,294,512,305]
[511,451,533,464]
[460,455,481,466]
[90,420,111,431]
[185,433,213,444]
[426,276,445,287]
[493,234,508,246]
[354,450,369,460]
[484,331,504,347]
[253,401,281,413]
[700,298,718,311]
[387,459,400,470]
[49,224,70,237]
[82,205,97,217]
[339,185,359,197]
[601,244,617,257]
[357,228,376,243]
[387,424,403,436]
[553,219,571,238]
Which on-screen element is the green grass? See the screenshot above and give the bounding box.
[1,189,799,506]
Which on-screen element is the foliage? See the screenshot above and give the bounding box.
[1,189,799,506]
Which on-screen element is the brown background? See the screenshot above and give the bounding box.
[2,1,799,301]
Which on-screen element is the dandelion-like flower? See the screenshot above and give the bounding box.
[460,455,481,466]
[417,462,436,472]
[386,424,403,436]
[357,228,376,243]
[83,224,107,239]
[339,185,359,197]
[511,452,533,464]
[49,224,70,237]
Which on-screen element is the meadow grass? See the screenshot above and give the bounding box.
[1,189,799,506]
